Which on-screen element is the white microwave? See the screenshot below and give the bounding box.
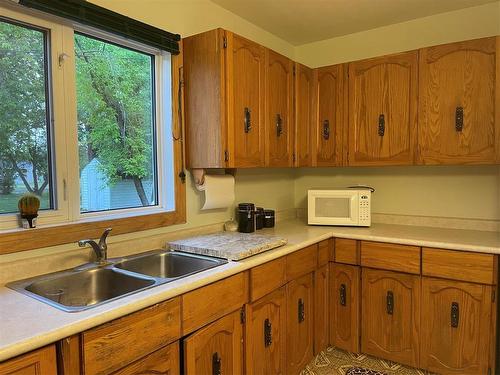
[308,189,371,227]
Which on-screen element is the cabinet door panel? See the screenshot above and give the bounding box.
[0,346,56,375]
[245,287,286,375]
[226,32,265,167]
[419,37,498,164]
[266,50,294,167]
[295,63,314,167]
[287,273,314,375]
[421,277,492,375]
[330,264,360,353]
[361,268,420,367]
[313,64,344,166]
[184,310,243,375]
[314,264,329,354]
[114,342,179,375]
[348,52,417,165]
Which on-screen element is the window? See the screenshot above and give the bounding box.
[0,4,183,234]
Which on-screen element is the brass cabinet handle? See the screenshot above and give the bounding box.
[451,302,459,328]
[322,120,330,140]
[264,318,272,347]
[276,114,283,137]
[340,284,347,306]
[378,114,385,136]
[244,107,252,133]
[212,352,221,375]
[386,290,394,315]
[455,107,464,132]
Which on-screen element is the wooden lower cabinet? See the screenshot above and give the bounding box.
[287,272,314,375]
[361,268,420,368]
[314,264,329,354]
[184,310,243,375]
[330,263,360,353]
[113,342,179,375]
[420,277,493,375]
[245,287,287,375]
[0,345,57,375]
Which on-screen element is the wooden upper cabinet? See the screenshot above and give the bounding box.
[312,64,345,166]
[348,51,418,166]
[226,32,266,167]
[265,49,294,167]
[184,310,244,375]
[295,63,314,167]
[421,277,493,375]
[418,37,499,164]
[0,345,57,375]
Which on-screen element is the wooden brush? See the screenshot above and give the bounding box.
[18,193,40,228]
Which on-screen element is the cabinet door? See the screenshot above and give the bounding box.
[245,287,286,375]
[361,268,420,367]
[421,277,493,375]
[312,64,345,166]
[226,32,265,167]
[287,273,314,375]
[295,63,314,167]
[330,263,360,353]
[114,342,179,375]
[348,52,418,166]
[266,49,294,167]
[184,310,243,375]
[418,37,498,164]
[314,264,329,354]
[0,345,57,375]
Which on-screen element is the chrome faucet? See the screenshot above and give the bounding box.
[78,228,112,265]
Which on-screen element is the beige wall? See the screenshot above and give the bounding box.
[295,1,500,67]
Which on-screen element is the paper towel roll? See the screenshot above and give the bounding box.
[196,174,235,210]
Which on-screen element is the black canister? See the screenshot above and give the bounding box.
[255,207,264,230]
[238,203,255,233]
[263,209,275,228]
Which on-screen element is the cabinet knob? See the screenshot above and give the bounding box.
[451,302,460,328]
[264,318,272,347]
[244,107,252,133]
[455,107,464,132]
[212,352,221,375]
[378,114,385,136]
[276,113,283,137]
[322,120,330,140]
[298,298,305,323]
[386,290,394,315]
[339,284,347,306]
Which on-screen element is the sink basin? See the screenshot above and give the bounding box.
[114,251,227,279]
[10,268,156,312]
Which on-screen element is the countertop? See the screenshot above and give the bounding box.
[1,219,499,361]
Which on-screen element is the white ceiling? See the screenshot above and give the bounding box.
[209,0,497,45]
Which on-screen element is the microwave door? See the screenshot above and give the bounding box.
[313,194,359,225]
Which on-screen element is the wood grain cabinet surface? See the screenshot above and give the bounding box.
[418,37,499,165]
[265,49,294,167]
[312,64,345,166]
[314,264,329,354]
[348,51,418,166]
[287,272,315,375]
[113,342,179,375]
[183,310,243,375]
[329,263,360,353]
[245,287,287,375]
[294,63,314,167]
[420,277,493,375]
[0,345,57,375]
[361,268,420,368]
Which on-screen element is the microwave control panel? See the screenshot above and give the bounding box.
[358,193,371,226]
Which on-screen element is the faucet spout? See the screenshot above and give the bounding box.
[78,228,112,265]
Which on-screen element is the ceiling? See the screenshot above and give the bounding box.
[209,0,497,45]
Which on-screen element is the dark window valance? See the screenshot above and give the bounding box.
[18,0,181,54]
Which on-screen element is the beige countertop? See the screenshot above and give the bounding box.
[0,219,499,361]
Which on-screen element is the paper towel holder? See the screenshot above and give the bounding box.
[191,168,236,189]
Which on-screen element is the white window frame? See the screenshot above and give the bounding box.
[0,4,175,230]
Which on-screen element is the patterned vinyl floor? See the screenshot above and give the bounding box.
[301,347,436,375]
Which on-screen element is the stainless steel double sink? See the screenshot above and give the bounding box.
[7,250,227,312]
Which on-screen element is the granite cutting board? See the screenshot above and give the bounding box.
[168,232,288,261]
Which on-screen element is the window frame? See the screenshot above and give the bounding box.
[0,3,186,253]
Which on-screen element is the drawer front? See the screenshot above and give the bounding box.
[83,298,181,375]
[422,248,497,284]
[361,241,421,274]
[182,272,248,335]
[0,345,57,375]
[286,244,318,281]
[113,342,179,375]
[250,257,286,302]
[318,239,333,266]
[334,238,359,265]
